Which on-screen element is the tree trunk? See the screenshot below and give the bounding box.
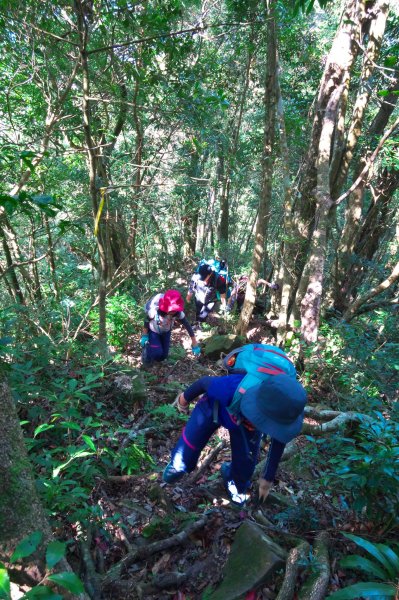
[0,378,90,598]
[183,147,202,257]
[343,258,399,321]
[0,226,25,304]
[330,0,389,198]
[297,85,343,343]
[332,73,399,312]
[128,73,143,263]
[218,44,254,250]
[0,380,52,558]
[74,0,109,349]
[44,214,60,301]
[236,0,277,337]
[284,0,363,327]
[275,51,294,343]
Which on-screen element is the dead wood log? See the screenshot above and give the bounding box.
[102,513,209,588]
[275,541,310,600]
[298,531,330,600]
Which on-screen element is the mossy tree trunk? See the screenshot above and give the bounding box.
[0,380,88,598]
[0,379,52,565]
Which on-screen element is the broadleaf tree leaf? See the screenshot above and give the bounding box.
[82,435,96,452]
[47,572,84,594]
[34,423,55,437]
[45,541,66,569]
[22,586,63,599]
[0,562,11,600]
[10,531,43,563]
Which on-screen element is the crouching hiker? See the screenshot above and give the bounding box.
[163,344,307,506]
[140,289,200,366]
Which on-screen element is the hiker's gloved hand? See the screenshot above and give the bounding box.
[140,334,149,347]
[172,392,190,415]
[192,345,201,356]
[258,478,272,502]
[271,282,280,291]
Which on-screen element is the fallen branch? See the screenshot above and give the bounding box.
[298,531,330,600]
[276,541,310,600]
[136,556,215,597]
[102,513,209,588]
[186,440,227,484]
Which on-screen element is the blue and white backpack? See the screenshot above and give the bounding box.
[223,344,297,419]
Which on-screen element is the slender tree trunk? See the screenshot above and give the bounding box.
[343,259,399,321]
[74,0,109,349]
[218,45,254,249]
[330,0,390,198]
[275,51,294,343]
[236,0,277,337]
[332,74,399,311]
[29,217,42,302]
[129,74,143,262]
[0,227,25,304]
[182,148,202,257]
[44,214,60,301]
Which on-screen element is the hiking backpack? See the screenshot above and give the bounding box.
[195,258,232,294]
[222,344,297,419]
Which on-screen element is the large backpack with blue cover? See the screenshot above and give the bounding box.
[223,344,297,419]
[196,258,232,295]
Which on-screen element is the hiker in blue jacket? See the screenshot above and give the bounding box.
[163,346,307,506]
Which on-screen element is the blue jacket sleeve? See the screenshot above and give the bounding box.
[183,377,214,403]
[262,438,286,482]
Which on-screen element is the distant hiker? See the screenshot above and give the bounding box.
[214,259,233,312]
[163,344,307,506]
[186,262,217,327]
[187,257,233,325]
[140,290,200,365]
[227,275,279,312]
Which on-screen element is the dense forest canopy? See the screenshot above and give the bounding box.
[0,0,398,598]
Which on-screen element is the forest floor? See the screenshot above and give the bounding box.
[73,310,365,600]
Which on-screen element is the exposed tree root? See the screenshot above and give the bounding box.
[102,513,209,589]
[302,410,374,435]
[298,531,330,600]
[80,537,102,600]
[255,409,375,476]
[252,510,306,547]
[275,540,310,600]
